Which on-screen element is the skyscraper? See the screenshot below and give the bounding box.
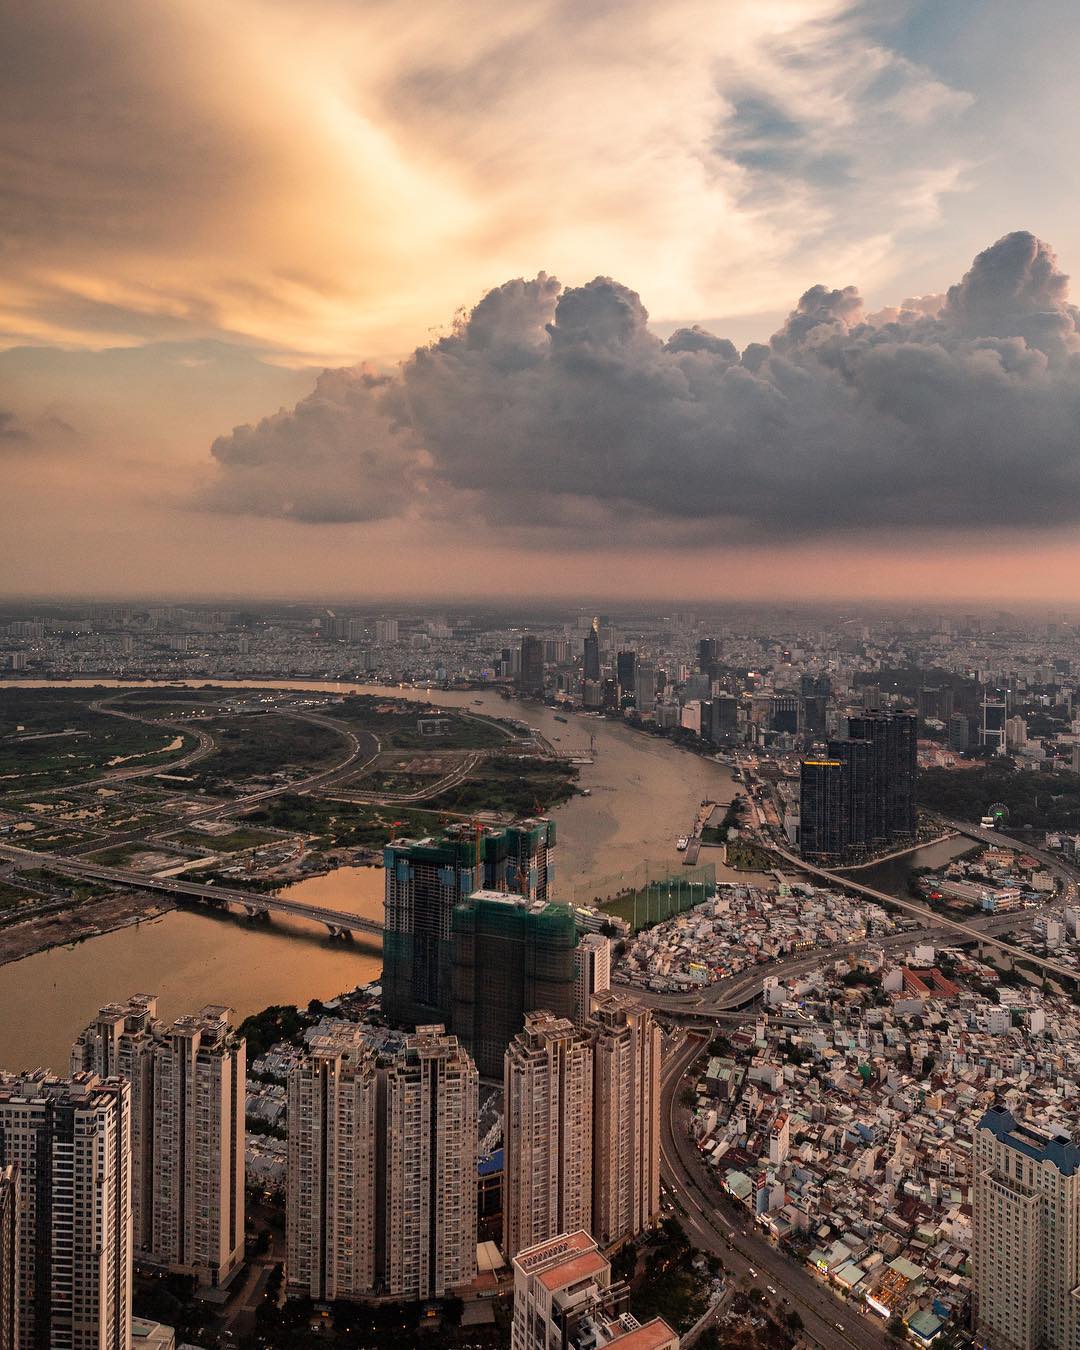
[798,758,845,860]
[0,1166,16,1350]
[634,660,657,712]
[826,736,874,856]
[982,692,1008,754]
[616,651,637,707]
[846,709,917,842]
[383,820,555,1027]
[588,994,660,1249]
[149,1007,245,1288]
[573,933,611,1025]
[519,635,545,696]
[71,994,159,1256]
[0,1070,132,1350]
[511,1231,679,1350]
[972,1105,1080,1350]
[286,1025,378,1301]
[583,618,601,683]
[503,1012,593,1261]
[451,890,578,1078]
[381,1026,478,1299]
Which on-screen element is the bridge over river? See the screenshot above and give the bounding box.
[0,844,380,940]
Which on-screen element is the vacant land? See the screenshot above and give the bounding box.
[434,755,577,816]
[180,715,347,793]
[0,688,195,793]
[245,795,448,848]
[331,695,513,749]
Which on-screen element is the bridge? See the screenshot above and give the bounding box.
[768,840,1080,986]
[0,844,382,940]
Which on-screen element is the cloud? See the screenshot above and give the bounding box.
[203,231,1080,539]
[0,0,972,362]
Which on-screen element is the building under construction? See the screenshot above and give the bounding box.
[382,819,557,1028]
[451,889,578,1078]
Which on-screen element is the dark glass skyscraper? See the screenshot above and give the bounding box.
[616,650,637,707]
[583,619,601,682]
[802,709,917,861]
[518,635,545,696]
[799,759,845,859]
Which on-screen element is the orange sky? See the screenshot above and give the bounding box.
[4,0,1080,601]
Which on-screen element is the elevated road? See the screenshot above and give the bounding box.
[0,843,381,939]
[769,841,1080,985]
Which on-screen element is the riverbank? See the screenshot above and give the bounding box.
[0,890,176,966]
[831,831,961,873]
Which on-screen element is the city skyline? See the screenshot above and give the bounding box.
[5,3,1080,602]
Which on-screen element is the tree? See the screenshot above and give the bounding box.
[887,1313,906,1339]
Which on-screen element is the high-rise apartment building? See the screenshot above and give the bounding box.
[149,1007,245,1288]
[574,934,611,1025]
[503,1013,593,1261]
[451,891,578,1078]
[0,1166,16,1350]
[71,994,159,1255]
[286,1025,378,1301]
[616,651,637,707]
[634,661,657,712]
[0,1070,132,1350]
[798,758,845,860]
[972,1105,1080,1350]
[519,636,545,696]
[381,1026,478,1299]
[375,618,399,644]
[511,1231,678,1350]
[801,709,917,862]
[383,820,555,1027]
[588,994,660,1249]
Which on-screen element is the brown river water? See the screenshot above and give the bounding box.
[0,680,741,1070]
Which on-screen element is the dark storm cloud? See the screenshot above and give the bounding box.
[205,231,1080,538]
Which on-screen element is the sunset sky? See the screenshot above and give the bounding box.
[4,0,1080,602]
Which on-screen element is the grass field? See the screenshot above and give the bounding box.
[332,695,514,750]
[180,715,345,792]
[0,688,196,793]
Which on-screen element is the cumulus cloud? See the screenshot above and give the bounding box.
[204,231,1080,538]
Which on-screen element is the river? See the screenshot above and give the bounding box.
[0,679,738,1070]
[853,834,977,897]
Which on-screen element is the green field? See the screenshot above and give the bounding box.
[332,695,514,749]
[179,715,345,792]
[245,794,447,848]
[0,689,195,793]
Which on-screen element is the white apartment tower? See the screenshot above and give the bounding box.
[972,1105,1080,1350]
[511,1230,678,1350]
[150,1006,245,1288]
[380,1025,478,1299]
[503,1012,593,1261]
[0,1165,16,1350]
[574,934,611,1025]
[588,994,661,1249]
[71,994,159,1254]
[0,1071,132,1350]
[286,1025,378,1300]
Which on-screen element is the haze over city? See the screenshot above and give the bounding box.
[5,0,1080,601]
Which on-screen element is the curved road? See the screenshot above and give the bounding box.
[660,1030,886,1350]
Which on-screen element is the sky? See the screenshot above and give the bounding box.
[4,0,1080,603]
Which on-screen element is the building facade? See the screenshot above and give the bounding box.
[286,1025,378,1301]
[149,1007,245,1288]
[574,934,612,1026]
[381,1026,478,1299]
[0,1166,16,1350]
[588,995,660,1249]
[451,890,578,1078]
[519,635,545,696]
[503,1013,593,1261]
[383,819,555,1028]
[0,1071,132,1350]
[511,1230,678,1350]
[972,1105,1080,1350]
[71,994,159,1255]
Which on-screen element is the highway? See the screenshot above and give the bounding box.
[0,842,382,938]
[659,1030,887,1350]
